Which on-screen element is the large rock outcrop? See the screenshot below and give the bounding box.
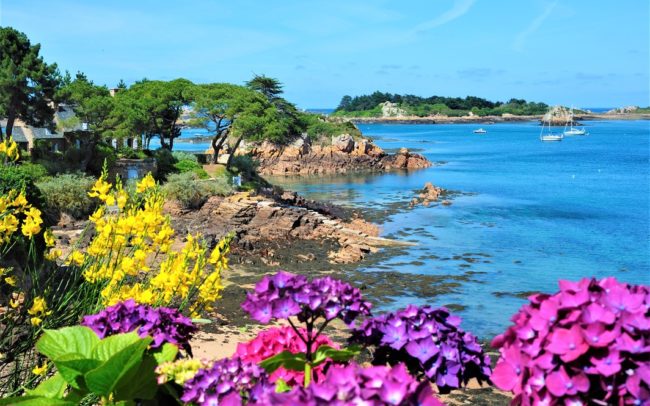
[165,191,409,264]
[245,135,431,175]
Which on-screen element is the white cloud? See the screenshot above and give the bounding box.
[410,0,476,35]
[513,1,558,52]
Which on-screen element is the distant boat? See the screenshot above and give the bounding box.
[473,128,487,134]
[540,112,563,142]
[563,107,588,136]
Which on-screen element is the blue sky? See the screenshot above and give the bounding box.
[1,0,648,108]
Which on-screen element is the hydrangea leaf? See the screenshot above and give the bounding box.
[51,354,102,391]
[84,337,152,396]
[275,378,292,393]
[259,350,307,373]
[25,373,67,399]
[152,343,178,365]
[112,354,159,401]
[0,396,76,405]
[311,345,361,367]
[91,331,143,362]
[36,326,99,360]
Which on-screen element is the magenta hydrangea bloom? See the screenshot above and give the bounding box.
[351,305,491,393]
[81,299,197,351]
[254,362,445,406]
[234,326,338,386]
[491,277,650,405]
[181,357,273,405]
[241,271,372,325]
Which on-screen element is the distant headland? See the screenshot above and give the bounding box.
[330,92,650,124]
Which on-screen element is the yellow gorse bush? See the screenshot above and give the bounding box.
[0,137,20,162]
[0,190,40,244]
[73,170,231,315]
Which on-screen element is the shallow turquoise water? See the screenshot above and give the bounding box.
[270,120,650,337]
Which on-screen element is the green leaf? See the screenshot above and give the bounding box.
[52,354,102,391]
[311,345,361,367]
[85,337,152,397]
[152,343,178,365]
[36,327,99,360]
[0,396,75,405]
[91,331,143,361]
[259,351,306,373]
[112,354,158,401]
[25,373,67,398]
[274,378,292,393]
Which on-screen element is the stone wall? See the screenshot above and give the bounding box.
[111,158,157,181]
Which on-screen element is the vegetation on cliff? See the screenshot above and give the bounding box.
[332,91,549,117]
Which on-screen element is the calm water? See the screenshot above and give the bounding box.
[269,120,650,337]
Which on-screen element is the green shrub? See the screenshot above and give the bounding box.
[0,164,44,208]
[36,173,97,219]
[174,159,208,179]
[16,162,49,181]
[162,172,232,209]
[117,147,148,159]
[172,151,199,163]
[153,148,176,181]
[230,155,259,180]
[87,143,117,177]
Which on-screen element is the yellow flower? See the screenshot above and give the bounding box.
[21,207,43,238]
[32,362,48,376]
[44,248,62,261]
[9,292,24,309]
[44,229,55,247]
[28,297,52,327]
[30,317,43,326]
[136,173,156,193]
[116,189,128,209]
[66,250,85,266]
[4,276,16,286]
[12,193,28,209]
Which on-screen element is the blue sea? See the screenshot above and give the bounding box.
[268,120,650,338]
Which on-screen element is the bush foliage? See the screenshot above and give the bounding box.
[36,173,97,219]
[162,172,232,209]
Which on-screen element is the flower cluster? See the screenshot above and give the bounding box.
[181,357,272,405]
[156,358,214,385]
[27,296,52,327]
[81,299,197,350]
[0,136,19,162]
[491,277,650,404]
[241,271,372,325]
[351,305,491,392]
[0,190,43,244]
[259,363,444,406]
[76,170,231,314]
[235,326,338,386]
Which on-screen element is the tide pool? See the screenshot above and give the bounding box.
[270,120,650,338]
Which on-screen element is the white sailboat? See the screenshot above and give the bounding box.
[563,107,588,136]
[540,113,563,142]
[473,128,487,134]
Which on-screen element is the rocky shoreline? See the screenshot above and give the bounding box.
[246,134,431,175]
[337,112,650,125]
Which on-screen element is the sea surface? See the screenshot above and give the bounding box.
[267,120,650,338]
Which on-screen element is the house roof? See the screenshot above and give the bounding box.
[31,127,65,140]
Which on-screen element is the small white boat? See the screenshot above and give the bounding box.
[564,128,587,136]
[473,128,487,134]
[563,107,589,136]
[540,134,564,142]
[540,110,563,142]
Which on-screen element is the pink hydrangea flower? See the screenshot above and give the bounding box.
[491,277,649,405]
[234,326,338,386]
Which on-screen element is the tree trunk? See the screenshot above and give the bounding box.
[5,113,15,138]
[80,134,99,172]
[226,136,243,170]
[211,131,228,164]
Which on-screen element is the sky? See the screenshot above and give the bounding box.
[1,0,648,109]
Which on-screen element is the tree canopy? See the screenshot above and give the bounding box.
[0,27,60,140]
[112,78,193,149]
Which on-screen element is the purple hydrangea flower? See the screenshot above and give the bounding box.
[82,299,197,351]
[491,277,650,405]
[351,305,491,393]
[181,357,272,405]
[241,271,372,326]
[254,362,445,406]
